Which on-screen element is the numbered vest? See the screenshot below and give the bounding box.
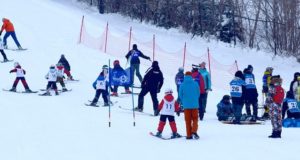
[160,99,176,116]
[131,50,139,61]
[287,99,300,113]
[176,75,184,86]
[57,68,64,77]
[16,68,25,77]
[244,74,256,89]
[230,80,244,98]
[96,80,106,90]
[47,70,58,82]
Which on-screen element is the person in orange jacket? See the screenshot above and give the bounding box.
[0,18,23,49]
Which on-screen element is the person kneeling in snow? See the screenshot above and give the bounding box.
[9,62,33,92]
[216,95,234,121]
[89,65,109,106]
[155,88,181,139]
[282,91,300,119]
[110,60,131,96]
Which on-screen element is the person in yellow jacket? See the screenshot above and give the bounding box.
[262,67,273,119]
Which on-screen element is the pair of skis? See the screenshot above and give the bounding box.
[85,100,117,107]
[2,88,38,93]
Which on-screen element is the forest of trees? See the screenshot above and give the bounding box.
[79,0,300,58]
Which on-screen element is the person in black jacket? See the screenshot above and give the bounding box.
[135,61,163,116]
[289,72,300,97]
[58,54,73,80]
[125,44,150,85]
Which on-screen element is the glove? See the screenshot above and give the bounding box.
[176,112,180,116]
[147,57,151,61]
[9,71,13,73]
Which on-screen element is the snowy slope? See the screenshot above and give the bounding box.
[0,0,299,160]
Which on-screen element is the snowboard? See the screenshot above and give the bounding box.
[0,59,13,63]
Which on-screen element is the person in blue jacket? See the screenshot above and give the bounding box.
[198,62,212,119]
[230,70,246,124]
[179,71,200,139]
[282,91,300,119]
[243,65,259,121]
[217,95,234,121]
[110,60,132,96]
[125,44,150,85]
[89,65,109,106]
[175,67,184,104]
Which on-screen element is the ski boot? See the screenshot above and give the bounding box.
[134,107,143,112]
[62,88,68,92]
[192,132,200,140]
[125,89,132,94]
[42,92,51,96]
[103,102,109,107]
[155,131,162,138]
[90,102,98,107]
[111,92,118,97]
[9,87,16,92]
[25,89,33,93]
[154,109,159,116]
[3,59,8,62]
[171,132,182,139]
[18,46,23,50]
[55,91,59,95]
[4,45,7,49]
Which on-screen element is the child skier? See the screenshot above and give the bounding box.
[110,60,131,96]
[9,62,33,92]
[155,88,181,139]
[0,37,8,62]
[42,65,59,96]
[56,62,68,92]
[89,65,109,106]
[268,75,284,138]
[216,95,234,121]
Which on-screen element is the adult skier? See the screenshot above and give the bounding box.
[110,60,131,96]
[198,62,212,120]
[0,18,23,49]
[58,54,74,80]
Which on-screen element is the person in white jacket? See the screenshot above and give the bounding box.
[41,65,59,96]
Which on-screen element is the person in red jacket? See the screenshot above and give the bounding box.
[268,75,285,138]
[155,88,181,139]
[191,67,205,120]
[0,18,23,49]
[9,62,32,92]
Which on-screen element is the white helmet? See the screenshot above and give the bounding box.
[164,88,173,95]
[14,62,20,67]
[50,64,55,69]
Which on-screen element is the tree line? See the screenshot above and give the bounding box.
[79,0,300,58]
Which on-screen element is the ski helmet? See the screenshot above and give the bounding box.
[164,88,173,95]
[50,64,55,69]
[102,65,109,70]
[14,62,20,67]
[113,60,120,66]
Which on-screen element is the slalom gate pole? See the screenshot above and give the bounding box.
[183,42,186,68]
[78,15,84,44]
[128,27,132,52]
[131,69,136,127]
[108,59,111,127]
[153,34,155,61]
[104,22,108,53]
[235,60,239,71]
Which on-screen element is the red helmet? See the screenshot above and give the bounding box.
[113,60,120,66]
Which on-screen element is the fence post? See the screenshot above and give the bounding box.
[104,22,108,53]
[183,42,186,68]
[153,34,155,61]
[128,27,132,52]
[78,15,84,44]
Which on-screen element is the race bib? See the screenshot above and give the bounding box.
[245,77,254,85]
[230,85,242,94]
[96,80,106,90]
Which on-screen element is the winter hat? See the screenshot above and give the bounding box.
[61,54,65,58]
[235,70,244,79]
[14,62,20,68]
[286,91,294,99]
[50,64,55,69]
[222,95,231,101]
[102,65,109,70]
[165,88,173,95]
[247,65,253,70]
[200,62,206,67]
[133,44,137,50]
[294,72,300,80]
[152,61,159,67]
[185,71,192,76]
[178,67,184,72]
[266,67,273,72]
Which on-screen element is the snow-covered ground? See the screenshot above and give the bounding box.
[0,0,299,160]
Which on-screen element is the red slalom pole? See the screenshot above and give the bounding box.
[207,48,212,81]
[128,27,132,52]
[183,42,186,68]
[78,15,84,44]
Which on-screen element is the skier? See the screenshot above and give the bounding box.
[262,67,273,119]
[175,67,184,105]
[0,18,23,49]
[229,70,246,124]
[8,62,33,92]
[135,61,163,116]
[56,62,69,92]
[179,71,200,139]
[191,66,205,120]
[42,65,59,96]
[216,95,234,121]
[282,91,300,119]
[0,37,8,62]
[267,75,284,138]
[125,44,151,85]
[89,65,109,106]
[198,62,212,120]
[58,54,73,80]
[110,60,131,96]
[289,72,300,98]
[155,88,181,139]
[243,65,259,121]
